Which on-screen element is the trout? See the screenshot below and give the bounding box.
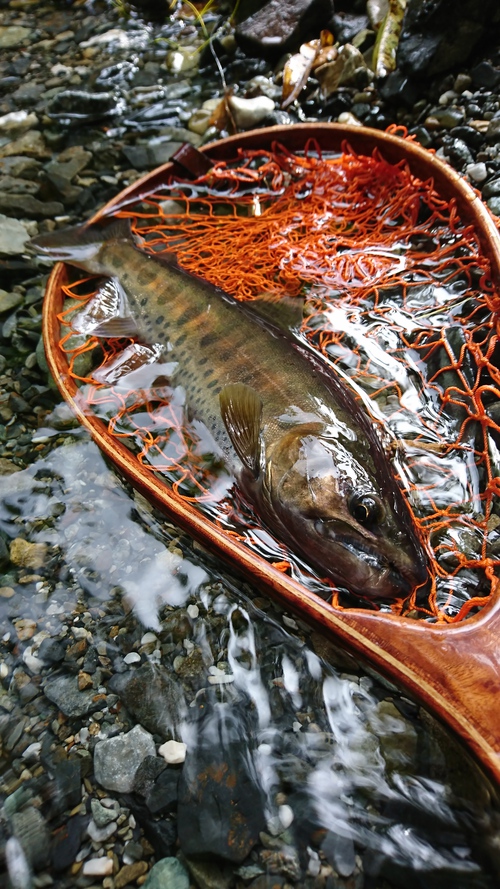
[31,219,428,598]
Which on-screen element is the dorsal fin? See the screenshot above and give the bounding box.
[219,383,263,477]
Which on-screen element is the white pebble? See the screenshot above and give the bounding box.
[187,604,199,619]
[207,673,234,685]
[22,742,41,761]
[158,740,187,764]
[82,857,114,877]
[279,804,294,829]
[5,836,31,889]
[466,162,487,183]
[140,632,157,645]
[228,95,275,129]
[123,652,141,665]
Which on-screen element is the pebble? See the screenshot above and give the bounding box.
[5,836,32,889]
[87,819,118,842]
[158,739,187,764]
[82,857,114,877]
[0,26,31,48]
[123,651,141,665]
[187,604,199,619]
[115,860,148,888]
[466,162,488,183]
[94,725,156,792]
[228,95,275,129]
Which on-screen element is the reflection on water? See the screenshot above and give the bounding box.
[0,435,499,886]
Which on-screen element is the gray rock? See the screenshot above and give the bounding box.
[471,61,500,89]
[0,26,32,49]
[109,662,184,737]
[0,156,42,179]
[10,806,50,870]
[91,798,118,827]
[236,0,334,59]
[0,131,51,160]
[43,674,100,718]
[0,176,40,195]
[487,196,500,216]
[483,176,500,199]
[0,290,24,312]
[0,214,31,255]
[94,725,156,793]
[0,193,64,219]
[486,119,500,144]
[143,857,189,889]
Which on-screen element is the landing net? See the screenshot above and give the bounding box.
[56,135,500,622]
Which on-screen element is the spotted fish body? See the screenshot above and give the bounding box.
[31,219,428,598]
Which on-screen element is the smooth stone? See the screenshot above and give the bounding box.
[228,95,275,129]
[322,829,356,877]
[486,119,500,143]
[146,766,180,815]
[43,675,99,719]
[0,215,30,255]
[466,162,487,183]
[0,26,31,48]
[482,176,500,199]
[5,836,32,889]
[94,724,156,793]
[487,196,500,216]
[82,857,114,876]
[158,740,186,765]
[143,857,189,889]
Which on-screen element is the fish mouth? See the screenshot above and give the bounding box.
[314,530,427,599]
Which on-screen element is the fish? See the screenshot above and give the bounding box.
[30,218,428,598]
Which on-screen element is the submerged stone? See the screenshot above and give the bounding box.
[109,662,184,737]
[143,856,189,889]
[94,724,156,792]
[236,0,334,60]
[43,674,100,718]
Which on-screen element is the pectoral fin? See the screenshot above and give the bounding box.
[219,383,263,477]
[71,279,139,338]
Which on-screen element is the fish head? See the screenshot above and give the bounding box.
[259,423,428,598]
[26,217,132,274]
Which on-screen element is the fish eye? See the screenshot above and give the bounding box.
[348,493,385,528]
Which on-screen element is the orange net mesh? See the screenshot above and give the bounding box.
[56,135,500,622]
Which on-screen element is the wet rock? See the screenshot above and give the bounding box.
[486,119,500,144]
[0,26,32,49]
[83,857,114,877]
[466,162,487,183]
[397,0,497,77]
[146,766,179,815]
[379,71,418,108]
[0,290,24,312]
[43,674,100,718]
[159,739,186,764]
[10,806,50,870]
[0,131,51,160]
[321,830,356,877]
[94,724,156,792]
[51,814,88,872]
[228,95,275,129]
[0,156,42,179]
[471,61,500,89]
[487,196,500,216]
[0,214,30,255]
[10,538,47,570]
[115,861,149,888]
[91,798,118,827]
[109,662,184,737]
[483,176,500,199]
[37,637,66,664]
[0,176,40,195]
[46,90,122,124]
[177,704,265,863]
[0,111,38,137]
[133,755,167,796]
[0,193,64,219]
[125,796,178,858]
[143,856,189,889]
[236,0,334,60]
